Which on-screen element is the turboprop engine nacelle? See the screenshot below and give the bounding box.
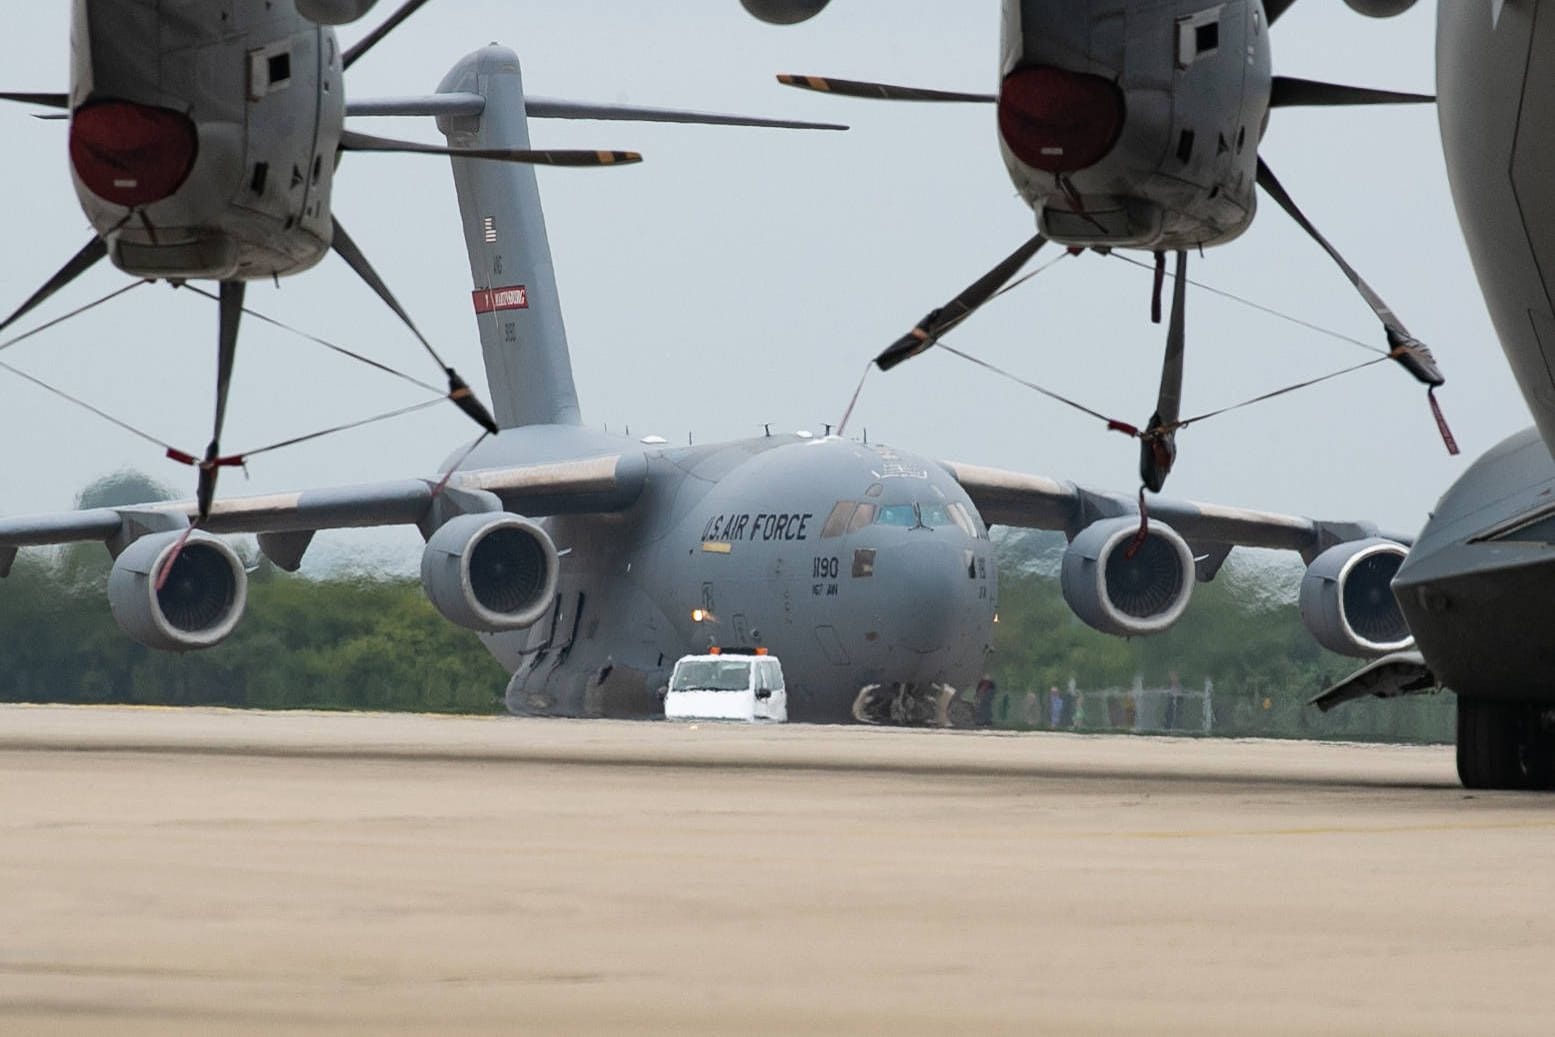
[1343,0,1419,16]
[294,0,381,24]
[107,531,249,652]
[740,0,831,25]
[1060,517,1196,638]
[68,0,342,282]
[1299,539,1414,657]
[420,514,560,633]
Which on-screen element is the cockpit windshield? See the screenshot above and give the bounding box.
[819,496,985,537]
[918,503,951,528]
[670,660,752,692]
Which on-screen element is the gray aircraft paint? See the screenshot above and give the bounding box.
[1386,0,1555,706]
[1433,2,1555,449]
[465,430,995,722]
[72,0,342,281]
[1378,0,1555,710]
[1000,0,1269,250]
[438,47,583,430]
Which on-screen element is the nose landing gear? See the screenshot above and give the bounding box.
[851,682,961,727]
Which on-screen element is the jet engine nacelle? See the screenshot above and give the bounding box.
[1299,539,1414,657]
[740,0,831,25]
[294,0,380,24]
[420,514,560,633]
[1060,518,1195,638]
[107,531,249,652]
[1343,0,1419,16]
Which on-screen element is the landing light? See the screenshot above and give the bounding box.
[691,608,716,623]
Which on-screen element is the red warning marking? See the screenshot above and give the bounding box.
[472,285,529,313]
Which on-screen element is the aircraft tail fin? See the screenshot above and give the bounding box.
[436,46,582,429]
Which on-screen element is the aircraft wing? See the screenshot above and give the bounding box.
[0,452,647,575]
[942,460,1403,567]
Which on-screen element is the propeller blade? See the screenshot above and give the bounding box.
[0,92,67,108]
[341,0,432,71]
[1141,250,1188,494]
[211,282,243,447]
[876,233,1047,372]
[339,129,641,167]
[1271,77,1434,108]
[1265,0,1299,24]
[777,74,995,104]
[198,281,246,521]
[0,237,108,335]
[347,93,848,131]
[330,217,499,436]
[1256,156,1443,386]
[525,97,848,131]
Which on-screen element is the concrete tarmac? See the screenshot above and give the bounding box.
[0,704,1550,1035]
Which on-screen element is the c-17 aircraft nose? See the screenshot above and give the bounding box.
[874,539,982,655]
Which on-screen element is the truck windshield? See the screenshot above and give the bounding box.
[670,660,752,692]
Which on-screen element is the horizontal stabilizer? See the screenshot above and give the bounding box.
[777,74,995,104]
[1271,77,1434,108]
[339,129,641,167]
[1311,651,1437,712]
[348,92,846,130]
[0,92,68,108]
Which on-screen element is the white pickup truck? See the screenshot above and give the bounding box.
[663,652,788,723]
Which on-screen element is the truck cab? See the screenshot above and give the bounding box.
[664,651,788,723]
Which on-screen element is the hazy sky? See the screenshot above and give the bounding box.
[0,2,1527,571]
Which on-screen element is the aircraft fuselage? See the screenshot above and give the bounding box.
[1393,2,1555,705]
[998,0,1270,250]
[467,431,998,724]
[68,0,342,281]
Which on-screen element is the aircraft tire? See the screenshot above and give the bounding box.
[1456,697,1546,790]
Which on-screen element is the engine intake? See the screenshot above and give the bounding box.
[1061,517,1195,637]
[420,513,559,633]
[107,530,248,651]
[1299,539,1413,657]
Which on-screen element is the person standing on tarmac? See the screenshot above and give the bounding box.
[974,675,997,727]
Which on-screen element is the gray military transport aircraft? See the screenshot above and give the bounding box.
[743,0,1447,495]
[0,42,1412,726]
[1305,2,1555,790]
[0,0,842,519]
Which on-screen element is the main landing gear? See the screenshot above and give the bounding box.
[1457,697,1555,790]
